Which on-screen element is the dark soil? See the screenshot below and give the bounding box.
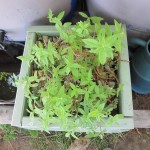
[0,137,61,150]
[0,73,17,101]
[115,129,150,150]
[133,92,150,110]
[0,129,150,150]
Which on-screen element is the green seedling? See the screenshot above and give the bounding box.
[16,10,125,138]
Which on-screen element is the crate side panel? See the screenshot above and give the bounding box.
[27,26,59,36]
[11,33,37,127]
[22,117,134,132]
[118,25,133,117]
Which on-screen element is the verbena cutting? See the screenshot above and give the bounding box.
[16,10,125,138]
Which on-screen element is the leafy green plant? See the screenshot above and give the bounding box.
[0,125,16,141]
[0,72,11,81]
[16,10,125,138]
[29,130,39,138]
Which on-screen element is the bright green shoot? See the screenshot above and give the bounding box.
[16,10,125,138]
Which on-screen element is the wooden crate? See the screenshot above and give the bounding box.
[1,106,149,129]
[134,110,150,128]
[10,25,134,132]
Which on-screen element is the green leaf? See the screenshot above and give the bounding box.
[29,130,39,138]
[3,133,16,141]
[63,22,72,28]
[78,108,85,115]
[117,84,124,97]
[114,20,122,33]
[71,132,78,139]
[97,103,105,111]
[85,132,101,138]
[88,110,99,118]
[70,83,75,90]
[90,16,103,24]
[48,9,53,20]
[82,39,98,49]
[98,50,107,65]
[79,12,89,18]
[65,132,70,137]
[78,88,85,94]
[105,23,112,36]
[107,114,124,126]
[57,11,65,20]
[38,41,44,48]
[30,83,38,88]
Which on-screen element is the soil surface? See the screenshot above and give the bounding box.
[114,129,150,150]
[0,129,150,150]
[0,138,60,150]
[133,92,150,110]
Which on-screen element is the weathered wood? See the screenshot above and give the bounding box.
[22,110,150,129]
[0,108,150,128]
[12,25,134,132]
[0,105,13,124]
[134,110,150,128]
[0,99,15,105]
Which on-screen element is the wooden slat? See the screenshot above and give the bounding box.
[22,117,134,132]
[0,107,150,128]
[0,99,15,105]
[134,110,150,128]
[0,105,13,124]
[22,110,150,129]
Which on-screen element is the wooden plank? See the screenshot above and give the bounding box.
[134,110,150,128]
[0,105,13,124]
[22,117,134,133]
[0,99,15,105]
[0,107,150,128]
[118,25,133,117]
[11,32,36,127]
[22,110,150,130]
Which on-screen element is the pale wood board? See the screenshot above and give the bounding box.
[21,110,150,130]
[0,106,150,129]
[0,99,15,105]
[0,106,13,124]
[11,26,134,132]
[134,110,150,128]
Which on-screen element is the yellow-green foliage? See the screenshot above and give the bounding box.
[16,10,125,138]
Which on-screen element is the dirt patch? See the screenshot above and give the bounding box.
[115,129,150,150]
[133,92,150,110]
[68,137,91,150]
[0,137,61,150]
[0,129,150,150]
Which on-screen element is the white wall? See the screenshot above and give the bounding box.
[0,0,71,41]
[87,0,150,39]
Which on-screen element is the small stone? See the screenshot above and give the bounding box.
[143,139,147,143]
[105,65,110,71]
[108,81,115,87]
[103,148,112,150]
[43,35,48,43]
[53,37,57,42]
[98,80,102,85]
